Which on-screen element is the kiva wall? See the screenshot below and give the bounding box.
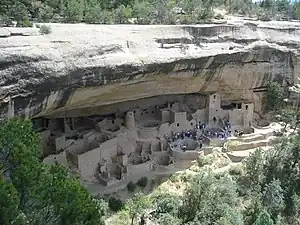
[170,149,200,160]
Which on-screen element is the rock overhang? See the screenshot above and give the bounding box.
[0,21,300,119]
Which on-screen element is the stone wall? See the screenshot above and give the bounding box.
[127,161,152,176]
[99,138,118,162]
[78,147,101,180]
[170,149,201,160]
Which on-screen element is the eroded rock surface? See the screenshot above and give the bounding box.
[1,20,300,118]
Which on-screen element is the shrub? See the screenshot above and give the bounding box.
[127,181,136,192]
[197,156,213,167]
[39,24,52,35]
[136,176,148,188]
[108,197,124,212]
[35,24,40,28]
[229,165,243,176]
[169,174,180,183]
[17,18,33,27]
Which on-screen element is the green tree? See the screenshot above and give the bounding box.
[266,81,284,111]
[132,0,154,24]
[0,118,106,225]
[63,0,84,22]
[113,4,132,24]
[253,210,274,225]
[262,180,284,220]
[0,178,23,225]
[7,1,29,24]
[179,169,241,224]
[126,192,152,225]
[278,107,296,131]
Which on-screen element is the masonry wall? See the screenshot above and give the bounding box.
[96,118,124,132]
[99,138,118,162]
[133,107,160,122]
[78,148,101,180]
[66,151,79,168]
[127,161,152,176]
[138,127,159,139]
[170,149,200,160]
[228,109,244,127]
[55,136,66,151]
[169,112,196,133]
[65,139,88,155]
[158,123,171,139]
[117,136,137,155]
[125,111,135,129]
[242,103,254,127]
[193,109,208,121]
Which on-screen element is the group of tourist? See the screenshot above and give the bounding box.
[165,119,236,152]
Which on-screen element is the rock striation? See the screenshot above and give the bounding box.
[1,20,300,119]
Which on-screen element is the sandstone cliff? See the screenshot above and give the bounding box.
[1,20,300,118]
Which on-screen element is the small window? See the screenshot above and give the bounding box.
[214,95,216,99]
[133,110,136,114]
[146,111,148,114]
[112,120,115,124]
[177,123,180,127]
[237,103,242,109]
[245,105,248,110]
[121,123,124,126]
[216,110,218,112]
[191,123,193,126]
[130,113,132,116]
[152,110,154,114]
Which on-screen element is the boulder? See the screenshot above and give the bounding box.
[0,28,10,38]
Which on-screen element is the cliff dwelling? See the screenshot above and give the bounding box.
[34,92,258,187]
[1,21,298,192]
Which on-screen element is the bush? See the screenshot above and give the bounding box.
[229,165,243,176]
[39,24,52,35]
[258,12,271,21]
[136,176,148,188]
[35,24,40,28]
[169,174,180,183]
[127,181,136,192]
[108,197,124,212]
[18,18,33,27]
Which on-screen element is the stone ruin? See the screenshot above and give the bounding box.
[37,92,254,187]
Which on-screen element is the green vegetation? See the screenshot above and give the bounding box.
[0,118,106,225]
[108,197,124,212]
[1,0,300,26]
[266,81,286,112]
[39,24,52,34]
[127,181,137,192]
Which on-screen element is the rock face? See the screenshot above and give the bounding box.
[1,20,300,119]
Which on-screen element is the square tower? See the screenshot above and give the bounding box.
[208,93,221,122]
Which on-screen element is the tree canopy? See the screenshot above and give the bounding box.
[0,118,106,225]
[1,0,300,26]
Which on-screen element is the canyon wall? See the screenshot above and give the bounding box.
[1,20,300,118]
